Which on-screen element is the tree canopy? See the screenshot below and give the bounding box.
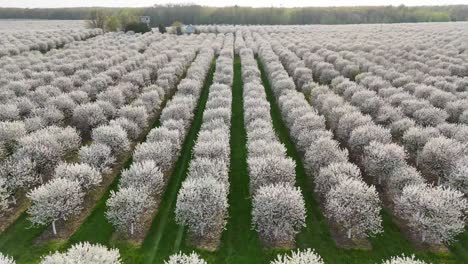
[1,5,468,25]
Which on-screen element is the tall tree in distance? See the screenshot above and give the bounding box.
[86,9,107,30]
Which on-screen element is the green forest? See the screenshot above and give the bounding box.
[1,4,468,25]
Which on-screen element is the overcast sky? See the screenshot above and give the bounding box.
[1,0,467,8]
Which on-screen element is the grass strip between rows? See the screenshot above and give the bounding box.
[140,59,217,264]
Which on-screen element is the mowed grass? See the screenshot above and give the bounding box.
[212,56,265,263]
[142,55,267,263]
[257,58,460,264]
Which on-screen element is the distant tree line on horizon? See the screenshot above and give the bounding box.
[1,4,468,25]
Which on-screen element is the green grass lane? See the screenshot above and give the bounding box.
[211,56,265,264]
[140,59,216,264]
[257,58,457,264]
[0,213,62,264]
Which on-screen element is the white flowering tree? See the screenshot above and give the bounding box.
[188,157,229,186]
[336,112,372,144]
[118,105,148,129]
[381,254,427,264]
[133,141,176,172]
[412,107,448,127]
[419,137,465,184]
[363,142,407,185]
[0,178,10,214]
[395,184,468,244]
[0,121,26,151]
[387,165,425,196]
[175,177,228,243]
[106,187,154,236]
[92,125,130,155]
[315,162,362,198]
[446,158,468,195]
[248,156,296,193]
[348,124,391,158]
[40,242,121,264]
[27,178,84,235]
[78,143,116,173]
[304,137,348,175]
[271,248,324,264]
[401,127,440,166]
[109,118,141,141]
[0,252,15,264]
[120,160,164,195]
[325,178,383,239]
[0,156,39,202]
[164,252,207,264]
[72,103,107,133]
[252,183,306,247]
[53,163,101,191]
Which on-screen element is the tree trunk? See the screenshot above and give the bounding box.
[347,229,352,239]
[416,150,420,167]
[130,222,134,236]
[422,231,426,242]
[378,175,382,185]
[10,195,16,205]
[437,176,441,186]
[52,221,57,235]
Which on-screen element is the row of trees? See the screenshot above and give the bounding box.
[25,35,171,235]
[0,243,216,264]
[283,35,468,245]
[255,31,384,242]
[2,5,468,25]
[0,29,101,58]
[0,33,161,218]
[86,9,152,33]
[237,40,307,247]
[105,35,213,236]
[291,35,468,193]
[175,35,233,249]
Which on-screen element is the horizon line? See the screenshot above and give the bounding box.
[1,3,467,9]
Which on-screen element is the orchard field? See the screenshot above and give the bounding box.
[0,21,468,264]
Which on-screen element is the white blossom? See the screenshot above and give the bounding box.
[325,179,383,239]
[92,125,130,155]
[271,248,324,264]
[120,160,164,195]
[175,177,228,241]
[78,143,116,173]
[395,184,468,244]
[40,242,121,264]
[106,187,154,235]
[27,178,84,235]
[53,163,101,191]
[252,183,306,246]
[164,252,207,264]
[381,254,427,264]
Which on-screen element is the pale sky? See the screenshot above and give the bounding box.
[0,0,467,8]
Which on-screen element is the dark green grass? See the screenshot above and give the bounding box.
[257,58,458,264]
[211,56,265,264]
[0,213,63,263]
[142,56,266,263]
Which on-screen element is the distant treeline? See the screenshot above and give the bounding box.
[1,5,468,25]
